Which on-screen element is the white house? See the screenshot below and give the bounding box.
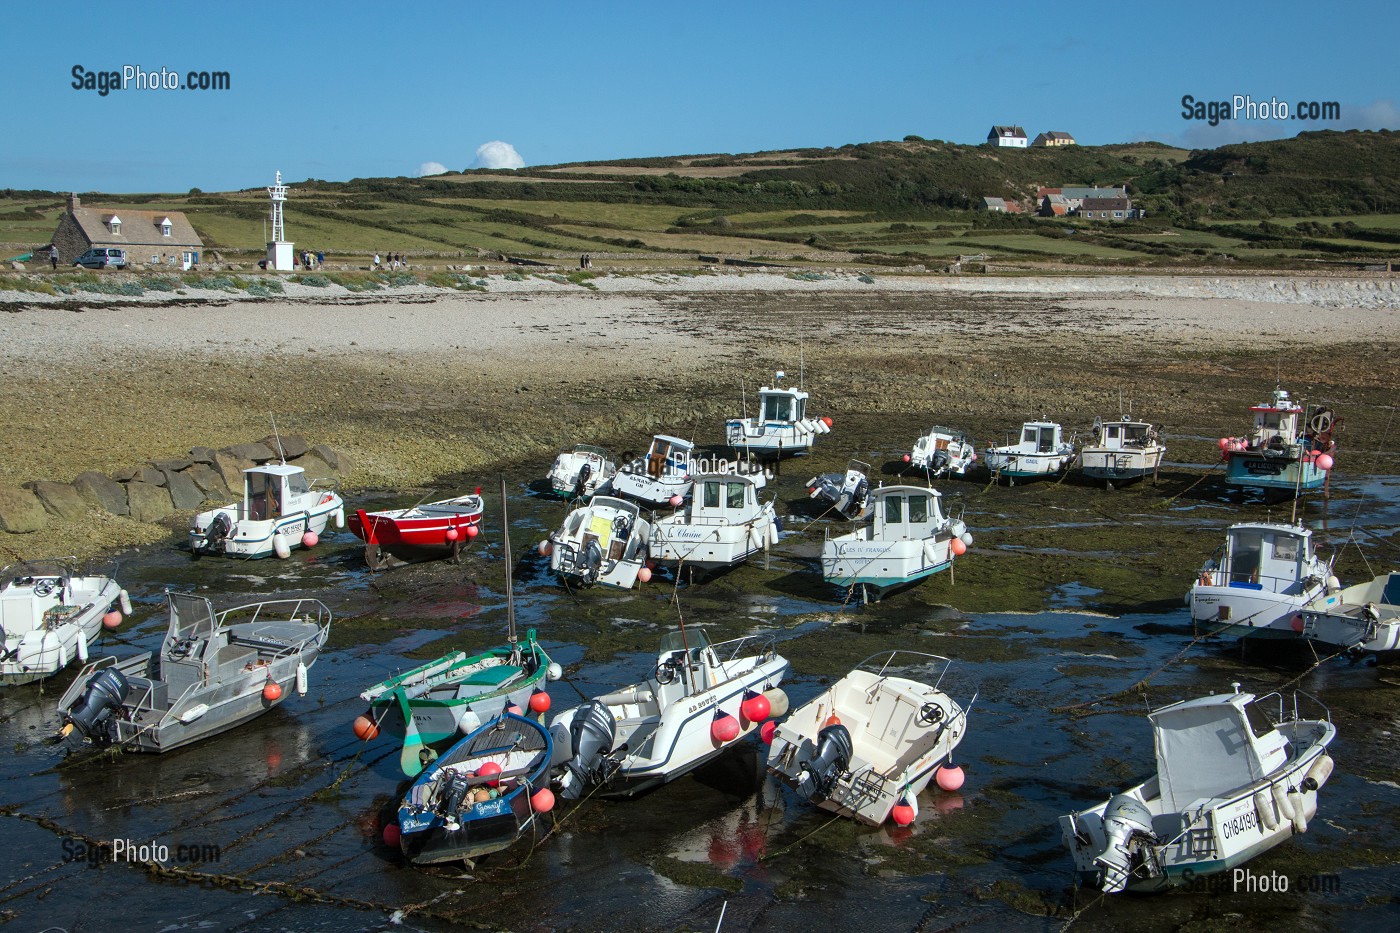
[987,125,1028,148]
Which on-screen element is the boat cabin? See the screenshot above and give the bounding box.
[642,435,694,479]
[867,485,945,541]
[1016,422,1064,453]
[579,496,642,562]
[243,464,310,522]
[758,380,808,425]
[1249,389,1304,448]
[1096,420,1155,450]
[1149,691,1290,810]
[1216,523,1316,595]
[688,474,763,524]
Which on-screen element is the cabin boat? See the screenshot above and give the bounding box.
[396,711,553,864]
[1187,522,1335,639]
[724,371,829,458]
[983,422,1075,483]
[550,628,789,798]
[57,592,330,754]
[190,463,344,559]
[1302,572,1400,659]
[1221,388,1338,494]
[649,473,780,572]
[767,650,973,826]
[1080,417,1165,487]
[907,426,977,479]
[349,490,484,569]
[547,443,617,500]
[1061,687,1336,894]
[821,485,971,600]
[546,495,652,589]
[611,435,695,507]
[1,559,131,685]
[806,459,871,520]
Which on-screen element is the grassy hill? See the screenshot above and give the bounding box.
[4,130,1398,270]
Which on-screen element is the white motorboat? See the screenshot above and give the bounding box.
[1080,416,1165,487]
[1302,571,1400,658]
[550,627,789,798]
[725,371,829,458]
[1,559,132,685]
[611,435,695,507]
[766,650,973,826]
[821,484,971,601]
[1187,522,1336,639]
[545,495,653,589]
[1061,686,1336,894]
[190,463,344,559]
[649,472,780,572]
[905,426,977,478]
[547,443,617,500]
[806,459,871,520]
[983,421,1075,483]
[1221,387,1339,495]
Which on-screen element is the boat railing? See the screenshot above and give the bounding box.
[216,598,333,657]
[853,650,956,692]
[705,632,779,681]
[1252,689,1332,726]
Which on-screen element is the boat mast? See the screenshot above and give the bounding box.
[500,475,519,657]
[269,412,286,464]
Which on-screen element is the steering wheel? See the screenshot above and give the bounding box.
[32,579,56,598]
[916,702,945,726]
[654,659,676,685]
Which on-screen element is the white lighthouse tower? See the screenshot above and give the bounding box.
[265,170,294,271]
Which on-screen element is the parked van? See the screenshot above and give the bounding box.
[72,247,127,269]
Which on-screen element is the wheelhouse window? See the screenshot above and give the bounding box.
[1230,531,1263,583]
[726,483,745,509]
[287,472,310,497]
[908,495,929,523]
[885,496,904,523]
[703,482,721,509]
[763,394,793,422]
[1271,536,1299,562]
[1022,427,1036,445]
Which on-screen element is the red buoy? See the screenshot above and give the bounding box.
[711,711,740,743]
[759,720,777,745]
[446,527,460,542]
[529,689,551,713]
[102,610,123,629]
[466,524,480,539]
[950,537,968,556]
[383,822,401,847]
[479,761,502,787]
[824,714,842,728]
[531,787,556,813]
[263,680,283,702]
[891,798,916,827]
[902,454,911,463]
[740,690,771,723]
[353,714,380,741]
[936,764,965,791]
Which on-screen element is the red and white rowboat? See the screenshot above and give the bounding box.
[349,489,484,568]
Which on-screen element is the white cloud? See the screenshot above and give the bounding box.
[472,141,525,170]
[418,161,448,177]
[1341,99,1400,130]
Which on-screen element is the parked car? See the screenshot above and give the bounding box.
[72,247,127,269]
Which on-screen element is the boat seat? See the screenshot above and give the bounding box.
[457,665,518,689]
[214,643,257,669]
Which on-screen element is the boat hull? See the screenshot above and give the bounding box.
[983,450,1072,479]
[821,537,953,594]
[1,576,125,685]
[725,419,818,456]
[1080,447,1164,484]
[190,499,343,559]
[1188,582,1325,639]
[1225,453,1327,492]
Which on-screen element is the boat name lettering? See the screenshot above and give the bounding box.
[1221,808,1258,839]
[1243,460,1284,476]
[687,697,717,715]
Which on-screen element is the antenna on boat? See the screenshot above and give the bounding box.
[269,413,287,464]
[674,591,694,697]
[500,475,518,655]
[800,339,806,390]
[740,378,747,422]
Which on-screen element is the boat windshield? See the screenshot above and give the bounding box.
[659,628,710,655]
[288,471,310,496]
[763,394,792,421]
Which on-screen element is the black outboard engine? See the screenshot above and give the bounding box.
[62,668,130,741]
[572,462,593,500]
[581,539,604,584]
[202,513,232,555]
[556,700,617,799]
[795,723,853,802]
[438,771,474,830]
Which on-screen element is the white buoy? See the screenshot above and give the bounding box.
[960,532,974,547]
[296,661,308,696]
[1253,790,1279,831]
[59,641,68,668]
[1271,781,1294,821]
[767,522,779,546]
[273,535,292,559]
[547,662,563,682]
[76,631,89,663]
[334,509,345,529]
[1305,754,1334,790]
[119,589,133,616]
[1289,790,1308,832]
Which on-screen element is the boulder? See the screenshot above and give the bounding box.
[111,465,142,482]
[189,446,218,465]
[0,485,47,533]
[293,451,337,481]
[308,444,342,471]
[8,261,23,271]
[261,433,309,459]
[73,471,129,516]
[184,463,231,499]
[125,481,174,523]
[162,470,207,511]
[213,451,254,490]
[223,442,277,462]
[150,457,193,472]
[26,480,90,521]
[117,465,166,486]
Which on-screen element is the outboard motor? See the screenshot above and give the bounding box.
[1093,794,1158,893]
[202,513,232,554]
[62,668,130,741]
[557,700,617,799]
[795,723,853,802]
[438,770,474,830]
[581,539,604,583]
[573,462,593,500]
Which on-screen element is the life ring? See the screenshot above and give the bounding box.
[1308,410,1334,436]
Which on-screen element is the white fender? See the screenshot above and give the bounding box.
[818,419,830,434]
[119,589,133,616]
[950,520,967,538]
[748,526,762,551]
[76,631,89,663]
[273,535,292,559]
[1288,789,1308,832]
[924,540,944,565]
[795,420,810,436]
[1304,754,1334,790]
[334,508,345,530]
[960,532,974,547]
[58,641,68,669]
[296,661,308,697]
[1254,789,1279,831]
[767,521,779,546]
[1271,781,1294,822]
[457,708,482,735]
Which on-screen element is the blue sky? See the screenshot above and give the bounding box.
[4,0,1396,193]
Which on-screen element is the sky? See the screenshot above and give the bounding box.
[4,0,1397,193]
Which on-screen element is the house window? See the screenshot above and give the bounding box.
[1114,211,1123,218]
[109,219,121,235]
[161,222,172,236]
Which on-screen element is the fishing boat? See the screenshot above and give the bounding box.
[1060,686,1336,894]
[550,628,789,798]
[1187,522,1336,639]
[357,478,559,776]
[396,711,554,864]
[724,371,830,458]
[649,472,780,572]
[544,495,653,589]
[1079,416,1165,487]
[820,485,972,601]
[983,421,1075,483]
[905,426,977,479]
[349,489,484,569]
[1,559,132,685]
[767,650,973,826]
[547,443,617,500]
[611,435,695,507]
[1302,572,1400,659]
[1219,387,1339,494]
[189,463,345,559]
[57,591,330,753]
[806,459,872,520]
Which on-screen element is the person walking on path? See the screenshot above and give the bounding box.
[49,245,59,270]
[373,252,381,270]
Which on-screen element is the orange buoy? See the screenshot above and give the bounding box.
[529,689,551,713]
[936,764,965,791]
[353,714,380,741]
[263,680,283,702]
[302,530,319,548]
[102,610,123,629]
[823,714,842,728]
[950,537,967,556]
[637,566,653,584]
[531,787,556,813]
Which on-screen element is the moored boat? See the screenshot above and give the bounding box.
[821,484,971,601]
[1080,416,1165,487]
[1187,521,1336,639]
[349,489,484,569]
[611,435,695,507]
[1302,571,1400,659]
[983,421,1075,483]
[649,472,780,572]
[1220,387,1339,494]
[905,426,977,479]
[547,443,617,500]
[189,463,344,559]
[806,458,871,520]
[724,371,830,458]
[1,558,132,685]
[545,495,653,589]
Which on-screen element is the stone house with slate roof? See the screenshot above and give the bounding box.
[50,193,204,268]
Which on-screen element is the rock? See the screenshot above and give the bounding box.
[162,470,207,511]
[189,446,218,465]
[0,485,48,533]
[125,481,174,523]
[25,481,90,521]
[73,471,129,516]
[293,451,337,481]
[117,465,166,486]
[261,433,309,459]
[150,457,193,472]
[111,465,142,482]
[213,452,254,490]
[184,463,231,499]
[8,261,23,271]
[223,442,277,462]
[308,444,342,471]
